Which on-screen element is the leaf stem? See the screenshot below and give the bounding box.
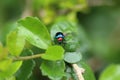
[13,54,43,61]
[72,64,85,80]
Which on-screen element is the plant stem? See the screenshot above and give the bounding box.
[13,54,43,61]
[72,64,85,80]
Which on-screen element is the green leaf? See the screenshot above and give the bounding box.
[16,49,35,80]
[40,60,65,80]
[0,61,22,79]
[0,43,3,53]
[99,64,120,80]
[50,21,79,40]
[64,34,79,52]
[41,46,64,61]
[0,43,8,60]
[77,61,96,80]
[50,21,81,52]
[0,59,12,71]
[5,76,16,80]
[64,52,82,63]
[18,17,51,49]
[7,28,25,56]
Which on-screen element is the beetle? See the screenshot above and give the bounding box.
[54,32,65,44]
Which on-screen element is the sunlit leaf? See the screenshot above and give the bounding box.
[0,43,8,60]
[7,28,25,56]
[0,61,22,79]
[0,59,12,71]
[0,43,3,53]
[5,76,16,80]
[41,46,64,61]
[18,17,51,49]
[99,64,120,80]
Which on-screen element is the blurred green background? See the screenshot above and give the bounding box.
[0,0,120,80]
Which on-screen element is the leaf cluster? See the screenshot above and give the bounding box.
[0,17,95,80]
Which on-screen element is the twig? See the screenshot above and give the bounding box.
[72,64,85,80]
[13,54,43,61]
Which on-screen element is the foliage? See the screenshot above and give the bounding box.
[77,61,96,80]
[15,49,35,80]
[64,52,82,63]
[40,60,65,80]
[41,46,64,61]
[0,17,95,80]
[1,0,120,80]
[99,64,120,80]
